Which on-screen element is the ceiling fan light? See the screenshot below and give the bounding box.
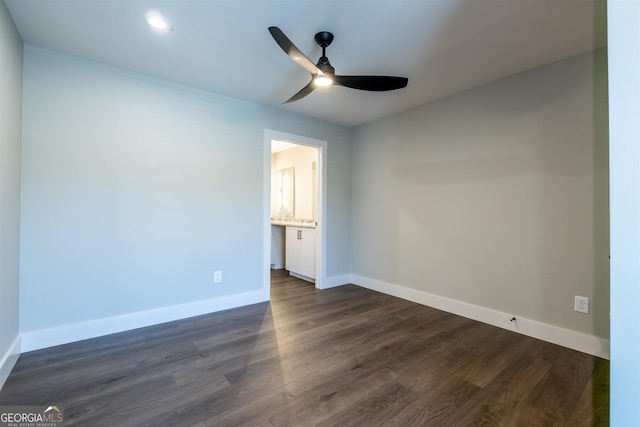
[314,75,333,87]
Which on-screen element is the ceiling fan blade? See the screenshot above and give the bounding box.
[283,80,316,104]
[268,27,319,75]
[333,75,408,91]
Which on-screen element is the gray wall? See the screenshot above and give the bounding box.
[19,46,351,343]
[0,0,23,383]
[351,49,609,339]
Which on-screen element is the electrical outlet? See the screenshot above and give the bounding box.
[574,295,589,314]
[214,270,223,283]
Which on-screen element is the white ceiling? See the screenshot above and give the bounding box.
[4,0,606,127]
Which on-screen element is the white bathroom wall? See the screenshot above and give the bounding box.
[272,145,318,220]
[19,45,352,350]
[351,49,609,356]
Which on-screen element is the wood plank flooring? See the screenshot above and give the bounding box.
[0,270,609,426]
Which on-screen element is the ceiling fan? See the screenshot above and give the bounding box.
[268,26,408,103]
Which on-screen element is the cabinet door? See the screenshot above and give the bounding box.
[285,226,300,273]
[285,226,316,280]
[299,228,316,279]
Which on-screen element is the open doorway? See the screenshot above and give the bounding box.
[262,130,327,295]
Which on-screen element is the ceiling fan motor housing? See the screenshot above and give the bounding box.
[316,56,335,75]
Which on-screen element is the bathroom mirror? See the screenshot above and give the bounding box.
[274,167,295,218]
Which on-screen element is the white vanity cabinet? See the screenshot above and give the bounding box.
[285,226,315,281]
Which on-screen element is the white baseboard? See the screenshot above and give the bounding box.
[0,335,21,390]
[351,274,610,359]
[21,289,269,352]
[318,274,351,289]
[14,275,610,359]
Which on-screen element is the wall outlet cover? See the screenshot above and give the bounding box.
[574,295,589,314]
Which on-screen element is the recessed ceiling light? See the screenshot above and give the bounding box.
[145,10,172,32]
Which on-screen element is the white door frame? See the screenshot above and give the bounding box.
[262,129,327,295]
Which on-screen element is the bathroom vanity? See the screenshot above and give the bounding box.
[271,219,316,282]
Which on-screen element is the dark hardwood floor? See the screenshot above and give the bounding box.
[0,270,609,426]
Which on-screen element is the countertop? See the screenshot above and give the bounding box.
[271,219,317,229]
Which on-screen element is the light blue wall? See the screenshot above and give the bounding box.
[0,0,23,385]
[351,50,609,341]
[19,45,351,340]
[609,0,640,424]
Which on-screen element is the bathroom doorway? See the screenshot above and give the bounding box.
[262,130,326,294]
